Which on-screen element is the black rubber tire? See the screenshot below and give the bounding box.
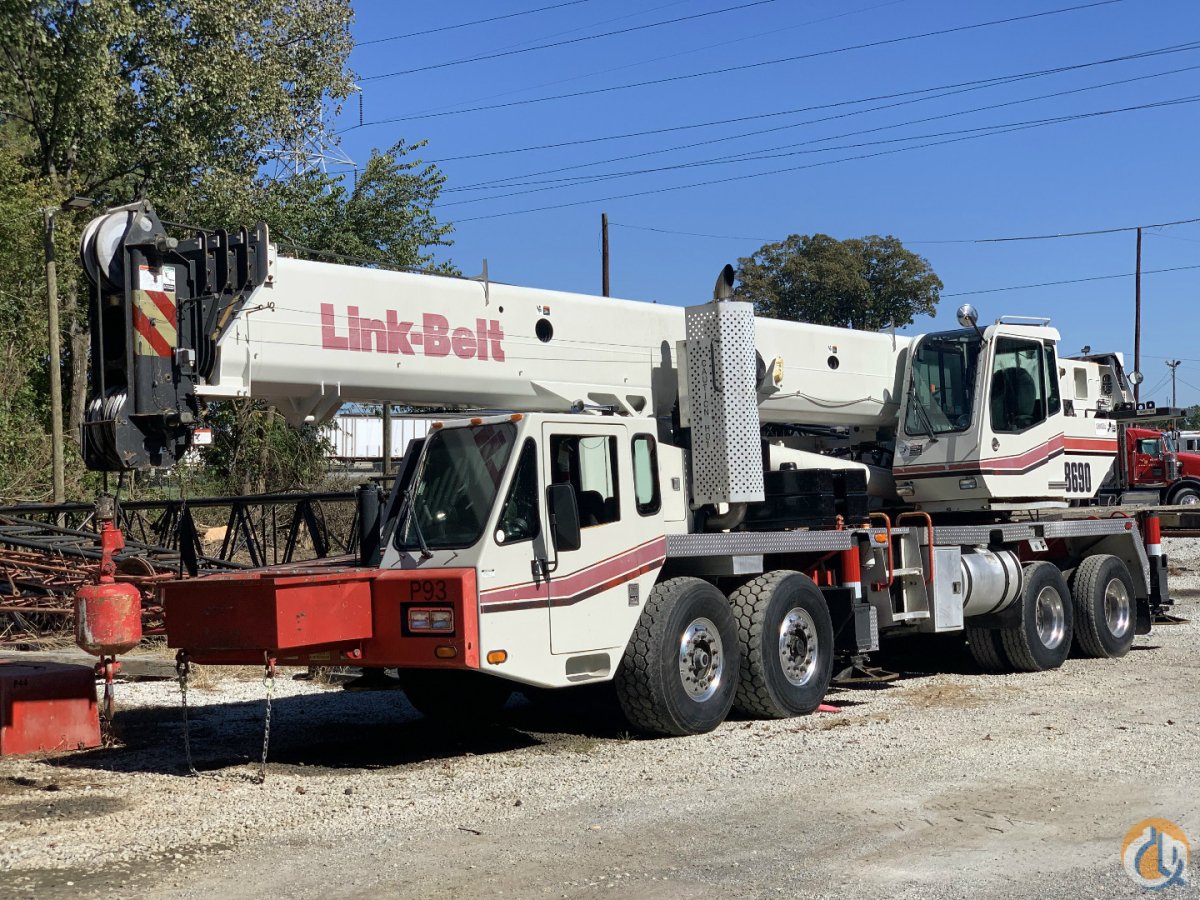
[729,570,834,718]
[615,577,739,736]
[999,561,1074,672]
[401,670,513,724]
[1070,554,1137,659]
[964,625,1011,673]
[1168,484,1200,505]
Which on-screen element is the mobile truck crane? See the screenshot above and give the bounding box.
[74,202,1175,736]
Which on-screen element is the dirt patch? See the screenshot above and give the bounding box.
[900,682,989,708]
[0,794,126,823]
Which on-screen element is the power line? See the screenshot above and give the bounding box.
[360,0,780,80]
[451,94,1200,218]
[443,58,1200,199]
[612,223,778,242]
[610,215,1200,246]
[356,0,1126,124]
[385,0,908,129]
[355,1,593,47]
[427,40,1199,165]
[943,263,1200,298]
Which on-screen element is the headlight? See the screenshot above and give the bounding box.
[408,607,454,632]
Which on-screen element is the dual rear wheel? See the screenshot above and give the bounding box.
[615,572,835,736]
[966,555,1135,673]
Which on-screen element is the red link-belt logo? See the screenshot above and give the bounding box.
[320,303,505,361]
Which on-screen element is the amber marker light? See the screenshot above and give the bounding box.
[434,645,458,659]
[486,650,508,665]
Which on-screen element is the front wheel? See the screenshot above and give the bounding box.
[999,561,1074,672]
[615,577,739,736]
[1071,554,1136,658]
[1169,484,1200,505]
[729,571,834,718]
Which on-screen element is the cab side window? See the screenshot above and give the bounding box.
[550,435,620,528]
[1138,439,1161,458]
[1042,342,1061,416]
[632,435,661,516]
[496,439,540,545]
[990,337,1050,433]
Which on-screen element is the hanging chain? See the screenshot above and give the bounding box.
[98,656,116,746]
[254,654,276,785]
[175,651,199,777]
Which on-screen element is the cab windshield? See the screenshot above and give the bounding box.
[395,423,517,551]
[904,329,983,436]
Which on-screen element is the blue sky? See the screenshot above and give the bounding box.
[338,0,1200,407]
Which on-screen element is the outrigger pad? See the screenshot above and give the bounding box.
[0,660,101,756]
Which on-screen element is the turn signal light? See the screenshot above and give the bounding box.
[486,650,508,665]
[434,645,458,659]
[873,533,889,544]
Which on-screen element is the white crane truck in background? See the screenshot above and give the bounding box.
[76,202,1176,736]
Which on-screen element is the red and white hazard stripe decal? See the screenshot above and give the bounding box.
[480,536,666,614]
[132,289,177,357]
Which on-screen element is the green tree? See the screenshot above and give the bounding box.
[248,140,456,272]
[201,402,332,495]
[735,233,942,330]
[0,127,54,499]
[0,0,356,446]
[0,2,458,498]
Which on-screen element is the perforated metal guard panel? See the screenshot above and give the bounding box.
[684,300,764,506]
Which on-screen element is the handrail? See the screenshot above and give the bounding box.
[867,511,894,589]
[896,510,935,586]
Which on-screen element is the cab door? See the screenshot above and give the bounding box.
[541,422,651,654]
[981,336,1064,500]
[1132,436,1166,485]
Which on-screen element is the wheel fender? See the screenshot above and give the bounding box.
[1167,480,1200,503]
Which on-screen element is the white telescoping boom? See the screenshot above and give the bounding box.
[77,202,1175,737]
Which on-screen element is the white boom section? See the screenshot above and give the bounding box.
[203,254,912,428]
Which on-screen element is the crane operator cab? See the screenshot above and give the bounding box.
[892,305,1135,512]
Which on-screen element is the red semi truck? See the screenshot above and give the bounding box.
[1112,427,1200,505]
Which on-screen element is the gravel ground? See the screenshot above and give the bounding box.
[2,539,1200,899]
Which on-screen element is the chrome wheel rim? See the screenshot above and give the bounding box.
[1181,493,1200,506]
[678,617,724,702]
[778,607,819,687]
[1104,577,1132,638]
[1034,586,1067,649]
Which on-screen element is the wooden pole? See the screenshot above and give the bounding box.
[1134,226,1142,403]
[601,212,610,297]
[44,208,65,504]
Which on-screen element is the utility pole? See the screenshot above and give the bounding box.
[601,212,610,297]
[1134,226,1142,403]
[1167,359,1181,408]
[43,207,65,504]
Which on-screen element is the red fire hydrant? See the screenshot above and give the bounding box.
[75,496,142,728]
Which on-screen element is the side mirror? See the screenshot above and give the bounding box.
[547,483,581,552]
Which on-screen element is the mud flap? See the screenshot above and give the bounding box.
[1149,553,1172,615]
[1136,596,1152,635]
[822,587,878,654]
